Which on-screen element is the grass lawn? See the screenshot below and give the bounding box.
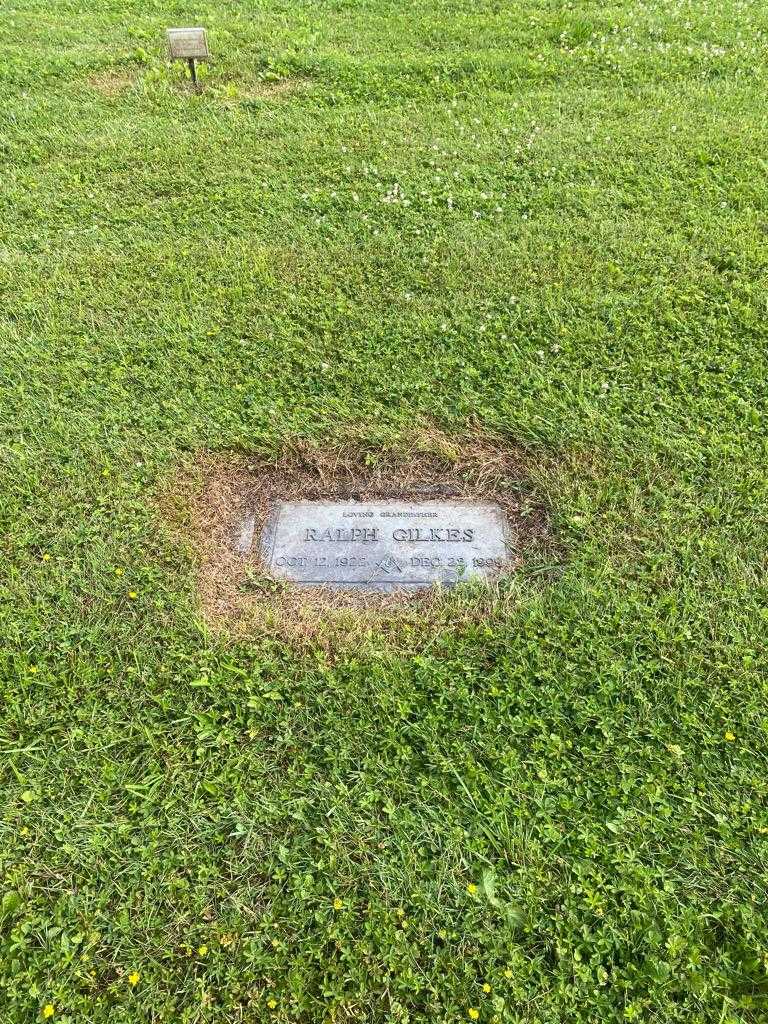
[2,0,768,1020]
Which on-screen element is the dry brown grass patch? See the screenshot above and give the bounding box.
[247,76,310,99]
[220,76,313,103]
[161,429,561,649]
[88,69,135,97]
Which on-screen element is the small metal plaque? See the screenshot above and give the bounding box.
[166,27,209,60]
[258,501,512,590]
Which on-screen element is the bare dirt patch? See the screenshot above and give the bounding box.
[162,429,561,648]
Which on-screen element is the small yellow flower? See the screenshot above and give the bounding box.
[42,553,50,562]
[271,938,279,948]
[468,1009,480,1021]
[466,883,477,895]
[724,731,736,742]
[128,971,140,986]
[504,968,513,979]
[333,897,343,910]
[29,666,38,674]
[197,945,208,956]
[115,568,124,576]
[482,982,491,993]
[128,591,137,600]
[267,999,277,1010]
[42,1007,55,1020]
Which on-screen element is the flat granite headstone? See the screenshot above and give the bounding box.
[258,501,512,590]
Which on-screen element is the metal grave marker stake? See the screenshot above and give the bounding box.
[255,500,513,591]
[166,27,209,89]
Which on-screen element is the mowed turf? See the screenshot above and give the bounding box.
[2,0,768,1020]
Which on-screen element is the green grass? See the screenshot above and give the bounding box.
[2,0,768,1020]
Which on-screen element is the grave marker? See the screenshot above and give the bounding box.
[166,27,209,89]
[256,501,512,591]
